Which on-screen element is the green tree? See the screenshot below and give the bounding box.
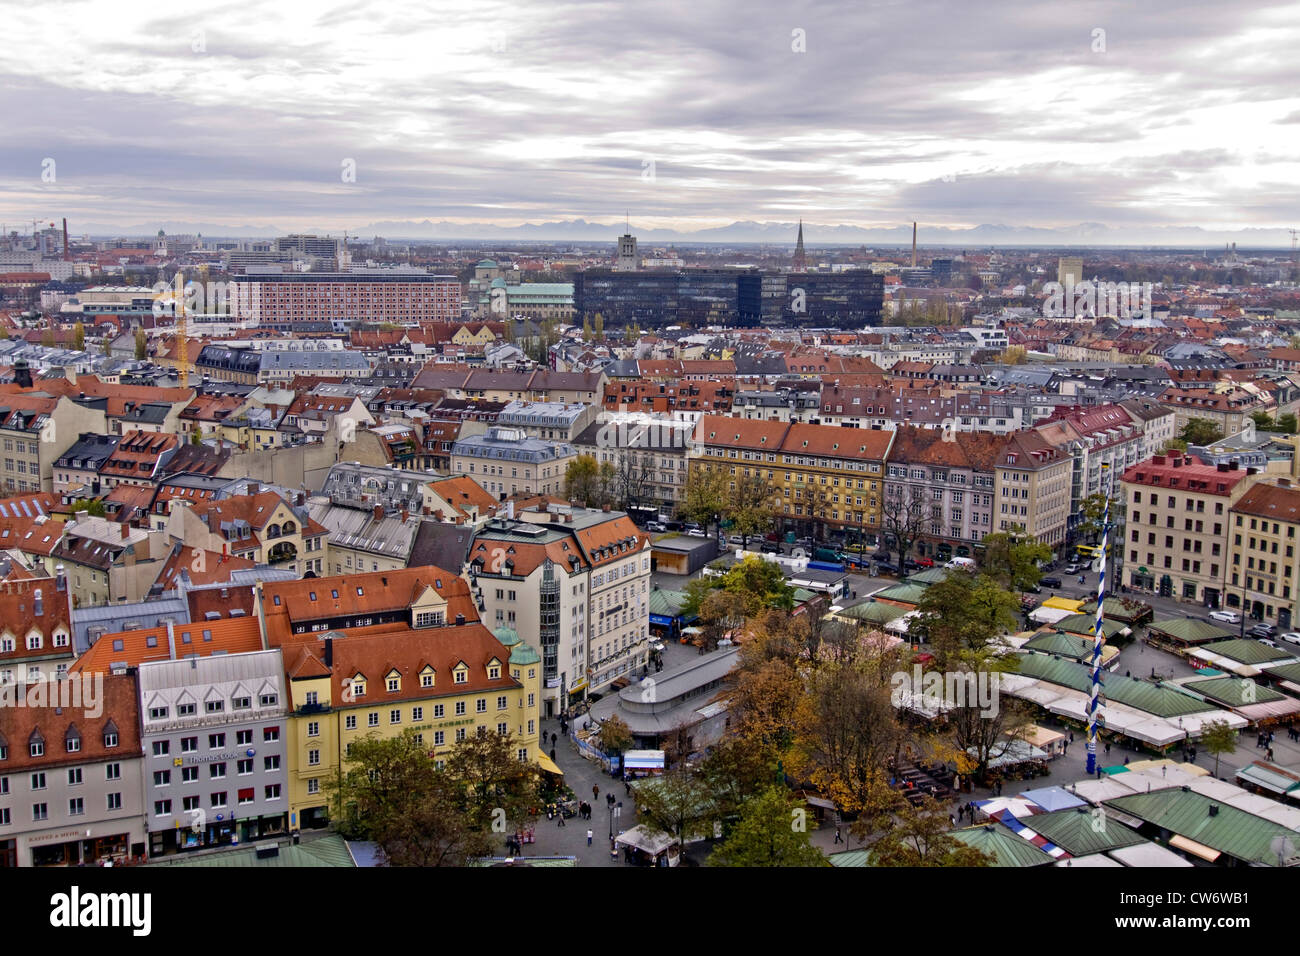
[633,769,716,852]
[721,554,796,615]
[998,345,1028,365]
[101,334,113,356]
[325,730,493,866]
[71,321,85,352]
[593,313,604,339]
[68,498,107,517]
[913,572,1019,661]
[1179,417,1223,446]
[134,327,148,360]
[1250,410,1275,432]
[792,659,909,821]
[680,465,729,534]
[724,473,778,549]
[1200,718,1237,777]
[444,728,539,834]
[598,714,634,758]
[867,795,995,867]
[564,454,613,507]
[707,787,828,867]
[1277,413,1299,435]
[699,735,779,822]
[1076,492,1115,543]
[41,328,55,349]
[979,529,1051,591]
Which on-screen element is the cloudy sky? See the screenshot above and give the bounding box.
[1,0,1298,238]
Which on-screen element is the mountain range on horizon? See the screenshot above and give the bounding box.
[64,218,1300,249]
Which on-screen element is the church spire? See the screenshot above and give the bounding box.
[793,219,806,272]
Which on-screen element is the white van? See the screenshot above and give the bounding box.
[945,557,976,570]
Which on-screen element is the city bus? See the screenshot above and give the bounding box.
[1075,543,1114,562]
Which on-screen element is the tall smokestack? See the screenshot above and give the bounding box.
[911,222,917,268]
[62,218,68,259]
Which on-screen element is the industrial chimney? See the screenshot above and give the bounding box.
[911,222,917,268]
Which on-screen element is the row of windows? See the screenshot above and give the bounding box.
[11,763,121,791]
[3,794,125,824]
[151,727,278,756]
[7,731,119,760]
[151,786,280,815]
[146,693,278,720]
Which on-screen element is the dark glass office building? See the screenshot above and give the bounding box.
[574,269,882,329]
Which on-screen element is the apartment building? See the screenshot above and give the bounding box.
[450,427,576,500]
[0,577,74,686]
[690,416,894,546]
[258,567,540,828]
[168,490,329,577]
[573,415,695,516]
[468,504,651,713]
[137,650,289,856]
[50,517,167,607]
[0,673,144,867]
[1122,454,1254,606]
[1227,479,1300,629]
[230,272,462,327]
[992,430,1073,548]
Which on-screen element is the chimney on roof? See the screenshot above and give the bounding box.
[247,481,259,496]
[1154,455,1166,466]
[166,621,176,661]
[120,522,130,539]
[1230,459,1240,470]
[55,564,65,592]
[373,504,384,522]
[324,636,333,669]
[33,588,42,617]
[1280,479,1291,489]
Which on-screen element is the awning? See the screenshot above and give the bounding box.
[536,753,564,775]
[1168,834,1221,862]
[649,614,675,627]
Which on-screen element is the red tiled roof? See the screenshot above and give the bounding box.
[71,615,263,674]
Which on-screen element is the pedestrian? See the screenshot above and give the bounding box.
[1069,731,1074,743]
[587,829,593,846]
[611,841,619,861]
[557,811,566,827]
[593,785,599,800]
[834,827,843,844]
[552,732,558,746]
[1268,747,1275,761]
[1123,756,1130,766]
[949,814,956,827]
[550,747,556,762]
[1125,670,1130,678]
[1104,740,1111,755]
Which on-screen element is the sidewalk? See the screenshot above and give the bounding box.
[511,717,640,867]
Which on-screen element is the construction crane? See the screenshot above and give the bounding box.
[174,270,188,388]
[1291,228,1299,263]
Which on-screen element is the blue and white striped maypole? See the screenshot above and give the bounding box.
[1086,463,1111,775]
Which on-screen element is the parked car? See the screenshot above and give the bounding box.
[1039,576,1063,589]
[1064,563,1082,575]
[760,542,782,554]
[875,562,900,575]
[645,521,667,533]
[1258,639,1281,650]
[650,640,666,653]
[915,557,935,568]
[1209,609,1241,624]
[1279,632,1300,648]
[728,534,746,546]
[1249,622,1278,638]
[686,528,706,538]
